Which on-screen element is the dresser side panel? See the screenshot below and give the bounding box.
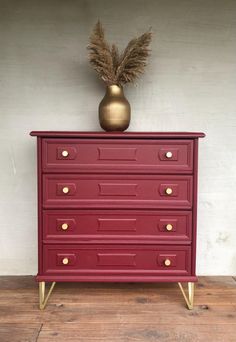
[192,138,199,276]
[37,137,43,275]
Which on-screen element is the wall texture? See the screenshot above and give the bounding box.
[0,0,236,275]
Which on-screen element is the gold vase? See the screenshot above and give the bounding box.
[99,85,131,132]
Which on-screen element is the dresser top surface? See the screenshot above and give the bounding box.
[30,131,205,139]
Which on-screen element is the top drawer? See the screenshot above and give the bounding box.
[42,139,193,174]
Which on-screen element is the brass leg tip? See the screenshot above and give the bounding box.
[39,281,56,310]
[178,282,195,310]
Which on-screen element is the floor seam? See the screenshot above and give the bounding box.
[36,323,43,342]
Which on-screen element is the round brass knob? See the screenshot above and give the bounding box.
[165,187,173,195]
[166,224,173,231]
[165,151,173,158]
[62,150,69,157]
[62,187,70,194]
[164,259,171,266]
[62,257,69,265]
[61,223,69,230]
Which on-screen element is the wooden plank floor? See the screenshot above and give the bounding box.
[0,277,235,341]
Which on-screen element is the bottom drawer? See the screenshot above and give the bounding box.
[43,245,191,276]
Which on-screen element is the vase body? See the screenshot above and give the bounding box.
[99,85,131,132]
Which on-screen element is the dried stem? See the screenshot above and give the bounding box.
[87,21,152,86]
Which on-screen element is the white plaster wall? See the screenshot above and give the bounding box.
[0,0,236,275]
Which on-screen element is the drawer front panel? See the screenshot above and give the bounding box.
[42,139,193,173]
[43,210,192,243]
[43,245,191,276]
[43,175,192,209]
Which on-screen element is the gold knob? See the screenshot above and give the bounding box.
[165,187,173,195]
[62,257,69,265]
[165,151,173,158]
[62,150,69,157]
[62,187,69,194]
[164,259,171,266]
[61,223,69,230]
[166,224,173,231]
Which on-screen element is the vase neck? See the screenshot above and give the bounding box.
[106,85,123,97]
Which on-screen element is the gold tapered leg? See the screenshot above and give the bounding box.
[39,281,56,310]
[178,282,195,310]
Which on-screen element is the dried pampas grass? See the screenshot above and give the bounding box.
[87,21,152,86]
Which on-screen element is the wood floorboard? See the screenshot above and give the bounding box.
[0,276,235,341]
[38,323,236,342]
[0,323,41,342]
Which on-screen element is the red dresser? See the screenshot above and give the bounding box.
[30,131,205,309]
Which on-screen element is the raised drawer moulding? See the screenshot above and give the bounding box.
[42,210,192,243]
[42,174,193,209]
[30,131,205,310]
